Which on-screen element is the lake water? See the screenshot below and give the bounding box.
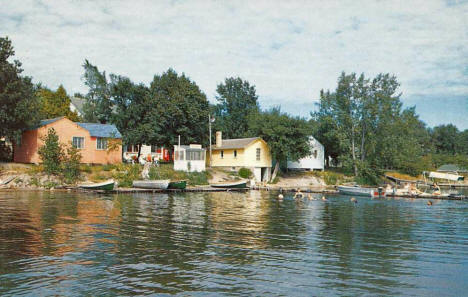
[0,191,467,296]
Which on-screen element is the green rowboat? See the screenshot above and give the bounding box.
[210,180,248,189]
[79,179,115,191]
[168,180,187,189]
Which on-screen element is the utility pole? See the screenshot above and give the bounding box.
[208,114,212,167]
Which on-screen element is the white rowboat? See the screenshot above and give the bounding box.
[133,180,170,189]
[338,185,385,197]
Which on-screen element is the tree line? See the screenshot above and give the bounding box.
[1,36,467,181]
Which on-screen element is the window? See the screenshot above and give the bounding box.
[151,145,157,153]
[313,150,318,159]
[127,145,139,153]
[97,137,108,150]
[234,150,237,158]
[221,150,224,158]
[187,151,203,161]
[72,137,84,149]
[256,148,261,161]
[175,150,184,161]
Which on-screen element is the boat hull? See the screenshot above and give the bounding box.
[79,180,115,191]
[210,181,248,189]
[133,180,170,189]
[168,180,187,189]
[338,185,385,197]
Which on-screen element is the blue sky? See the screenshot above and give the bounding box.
[2,0,467,129]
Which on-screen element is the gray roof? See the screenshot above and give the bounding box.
[173,145,205,152]
[70,97,85,114]
[437,164,468,173]
[77,123,122,138]
[211,137,260,150]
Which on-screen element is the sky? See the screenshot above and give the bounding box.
[2,0,467,129]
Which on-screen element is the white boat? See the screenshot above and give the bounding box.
[78,179,115,191]
[338,185,386,197]
[132,180,170,189]
[210,180,248,189]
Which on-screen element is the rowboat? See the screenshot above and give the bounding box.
[210,180,248,189]
[168,180,187,189]
[79,179,115,191]
[133,180,170,189]
[338,185,385,197]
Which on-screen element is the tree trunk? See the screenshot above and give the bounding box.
[360,124,366,161]
[351,124,358,176]
[137,144,142,159]
[271,161,280,182]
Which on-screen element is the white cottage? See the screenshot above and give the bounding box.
[287,136,324,171]
[173,144,206,172]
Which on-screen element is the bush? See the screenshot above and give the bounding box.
[355,162,383,185]
[38,128,64,175]
[102,164,116,171]
[148,163,210,186]
[112,164,141,187]
[62,144,82,184]
[238,168,252,179]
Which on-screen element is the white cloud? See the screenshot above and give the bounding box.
[1,0,467,124]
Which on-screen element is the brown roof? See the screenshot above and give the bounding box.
[211,137,261,150]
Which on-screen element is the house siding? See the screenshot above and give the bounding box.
[14,118,122,164]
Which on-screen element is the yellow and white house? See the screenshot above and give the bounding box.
[209,131,272,182]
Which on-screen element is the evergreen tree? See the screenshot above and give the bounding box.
[38,128,64,175]
[37,85,81,121]
[0,37,39,142]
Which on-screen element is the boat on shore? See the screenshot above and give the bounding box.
[78,179,115,191]
[338,185,386,197]
[133,180,170,189]
[168,180,187,189]
[210,180,248,189]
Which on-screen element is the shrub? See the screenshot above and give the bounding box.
[113,164,141,187]
[102,164,116,171]
[238,168,252,179]
[38,128,64,175]
[62,144,82,184]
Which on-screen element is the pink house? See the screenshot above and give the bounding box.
[14,117,122,164]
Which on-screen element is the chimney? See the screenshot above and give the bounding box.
[216,131,222,148]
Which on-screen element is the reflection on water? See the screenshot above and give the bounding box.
[0,191,467,296]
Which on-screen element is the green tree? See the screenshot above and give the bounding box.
[81,60,113,123]
[214,77,260,138]
[62,143,82,183]
[314,72,426,178]
[148,68,210,148]
[38,128,64,175]
[0,37,39,143]
[247,107,311,181]
[431,124,459,154]
[110,75,153,157]
[458,129,468,154]
[37,85,81,121]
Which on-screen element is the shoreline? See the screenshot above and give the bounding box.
[1,186,465,200]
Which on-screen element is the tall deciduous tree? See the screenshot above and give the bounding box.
[81,60,113,123]
[214,77,260,139]
[149,69,210,148]
[37,85,81,121]
[0,37,39,143]
[431,124,460,154]
[247,107,311,181]
[314,72,425,178]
